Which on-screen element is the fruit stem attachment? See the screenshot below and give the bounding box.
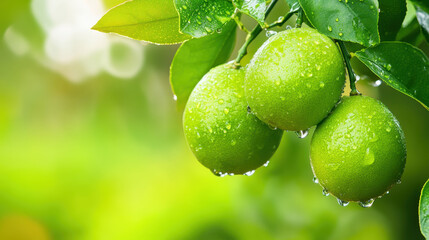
[338,41,360,96]
[295,8,304,28]
[233,0,284,68]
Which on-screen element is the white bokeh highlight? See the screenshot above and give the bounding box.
[4,0,144,82]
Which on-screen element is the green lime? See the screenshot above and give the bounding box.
[245,28,345,131]
[183,64,283,175]
[310,95,406,203]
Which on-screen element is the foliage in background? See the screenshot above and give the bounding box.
[0,0,428,239]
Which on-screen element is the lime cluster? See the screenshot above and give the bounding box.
[183,28,406,205]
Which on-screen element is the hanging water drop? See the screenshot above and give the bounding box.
[266,30,277,37]
[296,129,309,139]
[212,169,227,177]
[337,198,349,207]
[173,95,178,101]
[322,189,330,196]
[313,176,319,184]
[358,198,375,208]
[244,170,256,176]
[268,124,278,130]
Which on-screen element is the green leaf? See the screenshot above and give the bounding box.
[233,0,268,26]
[170,22,237,110]
[174,0,235,38]
[355,42,429,111]
[92,0,191,45]
[420,179,429,239]
[412,0,429,12]
[285,0,299,8]
[103,0,128,9]
[298,0,380,47]
[397,18,427,46]
[416,7,429,42]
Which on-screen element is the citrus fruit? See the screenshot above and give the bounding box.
[245,28,345,131]
[310,95,406,203]
[183,64,283,175]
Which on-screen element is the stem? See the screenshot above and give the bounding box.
[295,8,304,28]
[233,0,279,68]
[338,41,360,96]
[232,10,249,33]
[266,10,298,29]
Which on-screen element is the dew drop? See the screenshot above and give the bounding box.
[263,161,270,167]
[396,179,402,184]
[327,26,333,32]
[322,189,330,196]
[316,64,321,71]
[313,177,319,184]
[224,108,229,115]
[244,170,255,176]
[296,129,309,139]
[339,32,343,37]
[268,125,278,130]
[359,198,375,208]
[212,169,227,177]
[337,198,349,207]
[386,64,392,70]
[363,148,375,166]
[173,95,178,101]
[266,30,277,37]
[226,124,231,130]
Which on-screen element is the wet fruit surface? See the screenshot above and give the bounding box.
[183,64,283,175]
[245,28,345,131]
[310,95,406,202]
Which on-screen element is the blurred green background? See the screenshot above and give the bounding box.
[1,1,429,239]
